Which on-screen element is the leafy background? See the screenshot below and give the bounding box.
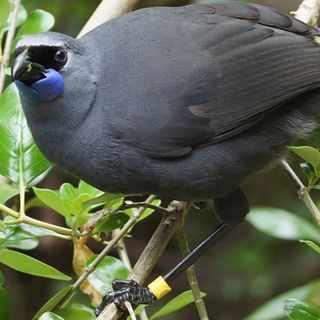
[1,0,320,320]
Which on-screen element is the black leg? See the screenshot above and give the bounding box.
[164,188,249,283]
[95,188,249,316]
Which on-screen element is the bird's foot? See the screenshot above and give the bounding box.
[94,279,156,316]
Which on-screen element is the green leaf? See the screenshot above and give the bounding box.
[0,220,60,250]
[93,211,130,233]
[82,193,124,210]
[244,281,320,320]
[33,187,70,218]
[150,290,206,320]
[34,181,104,227]
[0,184,19,204]
[300,240,320,254]
[0,83,51,187]
[0,249,70,280]
[0,271,9,320]
[285,299,320,320]
[38,312,64,320]
[289,146,320,176]
[300,163,316,184]
[56,304,95,320]
[87,256,130,295]
[0,222,39,250]
[15,9,54,41]
[247,207,320,242]
[33,285,74,320]
[0,0,11,29]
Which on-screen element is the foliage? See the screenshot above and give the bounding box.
[244,146,320,320]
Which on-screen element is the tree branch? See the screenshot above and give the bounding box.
[77,0,139,38]
[281,160,320,224]
[292,0,320,26]
[176,229,209,320]
[97,201,192,320]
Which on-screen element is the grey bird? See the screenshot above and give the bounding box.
[12,1,320,314]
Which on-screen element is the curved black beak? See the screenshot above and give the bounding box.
[12,49,45,85]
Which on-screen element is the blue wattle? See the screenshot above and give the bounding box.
[15,80,40,105]
[31,68,64,102]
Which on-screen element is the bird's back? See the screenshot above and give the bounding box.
[81,2,320,160]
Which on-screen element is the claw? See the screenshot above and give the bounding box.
[94,279,156,316]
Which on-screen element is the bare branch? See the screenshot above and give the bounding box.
[292,0,320,26]
[98,201,192,320]
[77,0,139,38]
[281,160,320,223]
[176,229,209,320]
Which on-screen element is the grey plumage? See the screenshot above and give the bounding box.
[14,2,320,200]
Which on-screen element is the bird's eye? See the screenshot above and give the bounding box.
[54,49,68,63]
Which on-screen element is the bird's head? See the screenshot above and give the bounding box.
[12,32,78,104]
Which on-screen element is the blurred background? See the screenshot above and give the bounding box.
[2,1,320,319]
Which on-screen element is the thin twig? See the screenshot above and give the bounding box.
[0,202,73,236]
[0,0,21,93]
[176,229,209,320]
[67,195,157,300]
[281,159,320,223]
[123,202,169,215]
[124,301,137,320]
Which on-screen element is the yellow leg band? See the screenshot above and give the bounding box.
[148,276,172,300]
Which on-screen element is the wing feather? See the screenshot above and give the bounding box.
[98,3,320,158]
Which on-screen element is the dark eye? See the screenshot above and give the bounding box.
[54,49,68,63]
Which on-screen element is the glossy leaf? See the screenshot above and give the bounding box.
[300,163,317,185]
[0,271,9,320]
[0,0,11,29]
[0,220,59,250]
[0,223,39,250]
[33,187,70,218]
[87,256,130,295]
[56,304,95,320]
[34,181,103,222]
[244,280,320,320]
[82,193,124,210]
[93,211,130,233]
[247,207,320,242]
[0,184,19,204]
[33,285,74,320]
[0,248,70,280]
[288,146,320,177]
[0,83,51,187]
[285,299,320,320]
[15,9,54,40]
[300,240,320,254]
[150,290,206,320]
[38,312,64,320]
